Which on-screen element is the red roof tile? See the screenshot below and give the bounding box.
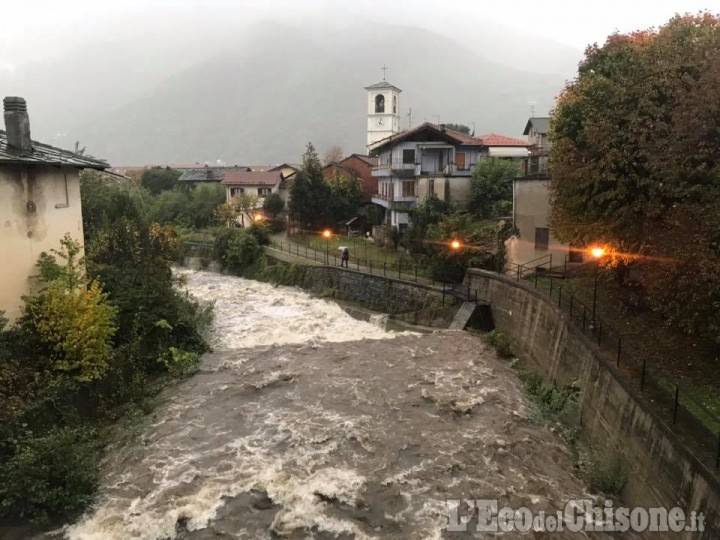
[477,133,529,147]
[221,171,282,186]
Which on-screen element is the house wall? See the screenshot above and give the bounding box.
[327,157,377,203]
[464,269,720,537]
[0,165,84,320]
[506,178,569,267]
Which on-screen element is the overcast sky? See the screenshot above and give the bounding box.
[2,0,719,69]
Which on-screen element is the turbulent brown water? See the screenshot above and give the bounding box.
[59,270,625,539]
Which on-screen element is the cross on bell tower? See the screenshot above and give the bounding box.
[381,64,388,81]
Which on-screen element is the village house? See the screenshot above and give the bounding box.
[0,97,107,320]
[368,121,528,232]
[505,116,578,270]
[323,153,378,204]
[363,77,530,232]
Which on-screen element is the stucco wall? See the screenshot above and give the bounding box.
[0,165,84,320]
[507,178,569,266]
[465,269,720,537]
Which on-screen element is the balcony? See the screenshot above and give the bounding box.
[372,191,417,210]
[372,161,420,178]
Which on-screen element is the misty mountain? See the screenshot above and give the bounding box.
[7,21,578,165]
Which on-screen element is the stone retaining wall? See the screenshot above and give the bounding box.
[465,268,720,537]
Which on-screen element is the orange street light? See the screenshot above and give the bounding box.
[322,229,332,264]
[589,245,607,328]
[590,246,606,259]
[450,239,461,251]
[253,213,265,222]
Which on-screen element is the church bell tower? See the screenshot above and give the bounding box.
[365,72,401,148]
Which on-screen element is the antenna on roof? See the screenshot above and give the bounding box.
[432,115,440,125]
[470,122,476,136]
[381,64,388,81]
[407,107,412,129]
[529,101,537,117]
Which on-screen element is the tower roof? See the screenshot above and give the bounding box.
[364,81,402,92]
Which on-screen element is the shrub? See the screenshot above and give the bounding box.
[159,347,201,378]
[263,192,285,217]
[213,228,263,273]
[483,330,515,358]
[0,426,100,524]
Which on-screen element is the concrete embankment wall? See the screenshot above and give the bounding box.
[295,266,460,327]
[465,268,720,537]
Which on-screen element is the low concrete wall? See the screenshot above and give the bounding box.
[465,269,720,537]
[300,266,459,324]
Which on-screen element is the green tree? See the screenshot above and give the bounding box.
[289,143,332,229]
[326,171,363,223]
[141,167,181,194]
[187,183,226,228]
[213,228,263,273]
[263,192,285,217]
[25,236,117,383]
[445,123,472,135]
[549,13,720,340]
[404,194,453,254]
[468,158,519,219]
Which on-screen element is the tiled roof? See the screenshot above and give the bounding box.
[370,123,529,152]
[345,154,378,166]
[523,117,550,135]
[477,133,529,147]
[364,80,401,91]
[222,171,282,186]
[0,130,107,169]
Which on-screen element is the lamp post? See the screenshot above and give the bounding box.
[590,246,606,328]
[322,229,332,265]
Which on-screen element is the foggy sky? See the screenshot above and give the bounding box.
[3,0,719,70]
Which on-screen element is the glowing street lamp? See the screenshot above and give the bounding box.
[253,213,265,223]
[589,245,606,328]
[450,239,461,251]
[322,229,332,264]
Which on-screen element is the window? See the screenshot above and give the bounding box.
[393,95,397,114]
[402,180,415,198]
[402,149,415,164]
[230,187,244,197]
[375,94,385,113]
[258,187,271,196]
[535,227,549,251]
[55,173,70,209]
[428,178,435,195]
[455,152,466,170]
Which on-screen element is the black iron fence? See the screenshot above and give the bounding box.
[529,273,720,473]
[219,237,720,473]
[267,240,492,307]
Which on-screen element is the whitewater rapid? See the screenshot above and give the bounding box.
[60,270,627,539]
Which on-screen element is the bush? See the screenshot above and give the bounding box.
[159,347,201,378]
[263,192,285,217]
[0,426,100,524]
[213,228,263,273]
[483,330,515,358]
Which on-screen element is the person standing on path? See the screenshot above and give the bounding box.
[341,247,349,268]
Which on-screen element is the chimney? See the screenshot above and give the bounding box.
[3,97,33,154]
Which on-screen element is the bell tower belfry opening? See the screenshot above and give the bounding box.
[365,69,401,149]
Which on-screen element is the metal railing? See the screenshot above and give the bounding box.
[216,236,720,473]
[530,271,720,473]
[504,253,553,280]
[267,239,493,308]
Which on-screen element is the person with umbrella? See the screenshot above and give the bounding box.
[339,246,350,268]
